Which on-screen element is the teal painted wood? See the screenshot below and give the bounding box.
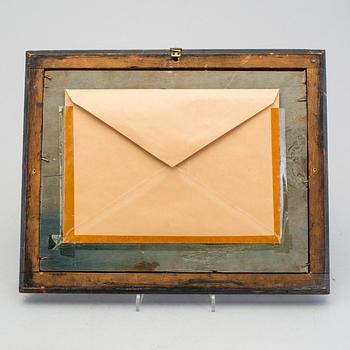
[40,70,308,272]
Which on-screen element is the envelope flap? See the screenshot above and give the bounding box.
[66,89,279,166]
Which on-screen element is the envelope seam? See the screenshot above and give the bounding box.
[71,168,168,234]
[175,168,273,234]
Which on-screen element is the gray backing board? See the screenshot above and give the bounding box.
[40,70,308,272]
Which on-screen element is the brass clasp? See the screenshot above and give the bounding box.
[170,48,182,61]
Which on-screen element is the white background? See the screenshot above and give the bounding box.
[0,1,349,349]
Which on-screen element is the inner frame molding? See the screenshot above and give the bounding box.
[20,50,329,294]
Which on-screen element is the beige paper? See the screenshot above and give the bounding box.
[63,89,280,243]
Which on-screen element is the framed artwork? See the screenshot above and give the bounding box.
[20,49,329,294]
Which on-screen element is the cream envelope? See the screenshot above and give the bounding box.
[63,89,282,244]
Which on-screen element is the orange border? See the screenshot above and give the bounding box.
[63,106,75,241]
[63,106,281,244]
[271,108,281,242]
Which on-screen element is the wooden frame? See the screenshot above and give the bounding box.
[20,50,329,294]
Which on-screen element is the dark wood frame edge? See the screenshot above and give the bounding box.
[19,49,329,294]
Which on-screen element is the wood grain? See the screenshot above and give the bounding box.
[20,67,44,286]
[26,271,328,294]
[307,53,329,275]
[27,51,320,70]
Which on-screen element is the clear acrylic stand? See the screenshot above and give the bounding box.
[135,294,144,312]
[209,294,216,312]
[135,294,216,312]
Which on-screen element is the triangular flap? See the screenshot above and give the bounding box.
[66,89,279,166]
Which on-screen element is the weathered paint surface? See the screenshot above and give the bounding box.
[40,70,308,272]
